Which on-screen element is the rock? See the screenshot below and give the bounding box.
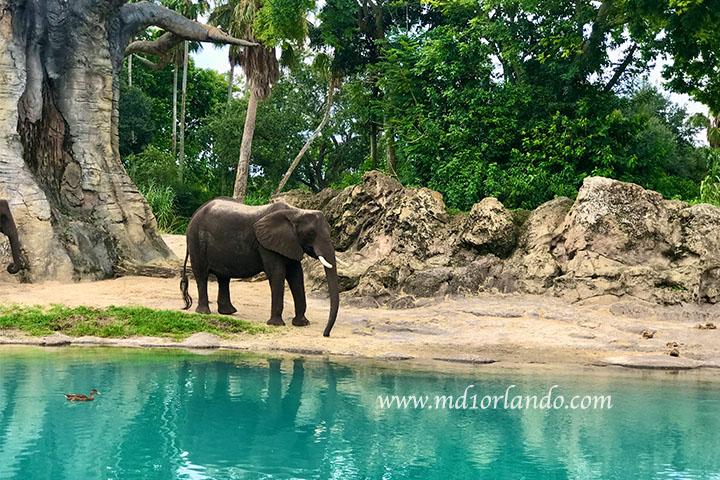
[403,267,452,297]
[641,329,656,339]
[280,347,326,355]
[600,355,701,370]
[460,198,517,257]
[272,188,339,211]
[669,348,680,357]
[448,255,512,294]
[610,302,655,319]
[434,355,496,365]
[42,333,71,346]
[549,176,720,304]
[577,320,600,329]
[380,352,414,361]
[294,172,720,307]
[569,333,597,339]
[696,322,717,330]
[387,296,417,309]
[181,333,220,349]
[504,197,572,293]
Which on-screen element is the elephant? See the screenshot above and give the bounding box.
[0,200,23,274]
[180,198,340,337]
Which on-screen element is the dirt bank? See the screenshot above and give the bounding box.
[2,256,719,371]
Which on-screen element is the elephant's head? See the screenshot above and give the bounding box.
[0,200,24,274]
[254,208,340,337]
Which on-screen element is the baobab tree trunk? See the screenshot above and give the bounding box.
[0,0,253,282]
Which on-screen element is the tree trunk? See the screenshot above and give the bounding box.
[233,88,259,202]
[178,40,189,183]
[274,77,338,196]
[385,118,396,175]
[369,122,378,169]
[0,0,252,282]
[227,62,235,103]
[710,114,720,149]
[172,60,178,157]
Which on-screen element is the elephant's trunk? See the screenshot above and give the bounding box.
[5,227,22,275]
[322,252,340,338]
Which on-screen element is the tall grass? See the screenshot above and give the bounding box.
[140,183,186,233]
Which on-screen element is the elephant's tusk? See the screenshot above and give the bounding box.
[318,256,334,269]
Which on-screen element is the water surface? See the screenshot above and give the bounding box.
[0,347,719,479]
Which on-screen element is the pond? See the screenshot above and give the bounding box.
[0,347,719,479]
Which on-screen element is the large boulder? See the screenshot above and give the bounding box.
[550,176,720,303]
[291,172,720,306]
[504,197,573,293]
[460,197,518,257]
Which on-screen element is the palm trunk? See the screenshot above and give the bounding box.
[233,88,259,202]
[227,62,235,103]
[275,77,338,195]
[178,40,188,183]
[710,114,720,149]
[172,59,178,156]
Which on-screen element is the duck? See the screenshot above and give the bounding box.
[65,390,100,402]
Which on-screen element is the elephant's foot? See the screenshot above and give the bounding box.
[292,316,310,327]
[218,304,237,315]
[267,316,286,326]
[196,304,211,315]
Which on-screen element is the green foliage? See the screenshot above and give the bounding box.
[116,0,716,221]
[118,83,155,156]
[0,305,272,339]
[255,0,315,47]
[698,150,720,206]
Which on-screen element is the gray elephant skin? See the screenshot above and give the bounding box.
[180,198,340,337]
[0,200,23,274]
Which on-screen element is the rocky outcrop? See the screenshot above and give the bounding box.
[277,172,720,306]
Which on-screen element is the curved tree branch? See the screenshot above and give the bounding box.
[119,1,256,58]
[603,43,637,93]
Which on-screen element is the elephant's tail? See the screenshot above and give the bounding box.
[180,249,192,310]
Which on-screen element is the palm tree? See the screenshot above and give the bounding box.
[209,4,245,103]
[691,111,720,149]
[211,0,279,202]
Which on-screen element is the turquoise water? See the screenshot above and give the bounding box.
[0,348,719,479]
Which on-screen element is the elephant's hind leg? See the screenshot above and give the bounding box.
[287,262,309,327]
[217,276,237,315]
[191,264,211,314]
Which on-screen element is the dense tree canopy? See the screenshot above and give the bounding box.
[119,0,720,231]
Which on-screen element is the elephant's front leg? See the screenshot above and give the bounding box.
[265,261,287,326]
[286,262,309,326]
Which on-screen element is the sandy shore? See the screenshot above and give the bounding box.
[1,234,719,371]
[2,273,720,371]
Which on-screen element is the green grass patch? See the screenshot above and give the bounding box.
[0,305,273,340]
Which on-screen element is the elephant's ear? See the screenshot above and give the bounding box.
[253,210,304,261]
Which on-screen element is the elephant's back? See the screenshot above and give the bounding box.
[192,198,286,222]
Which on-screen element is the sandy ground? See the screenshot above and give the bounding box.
[1,235,719,371]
